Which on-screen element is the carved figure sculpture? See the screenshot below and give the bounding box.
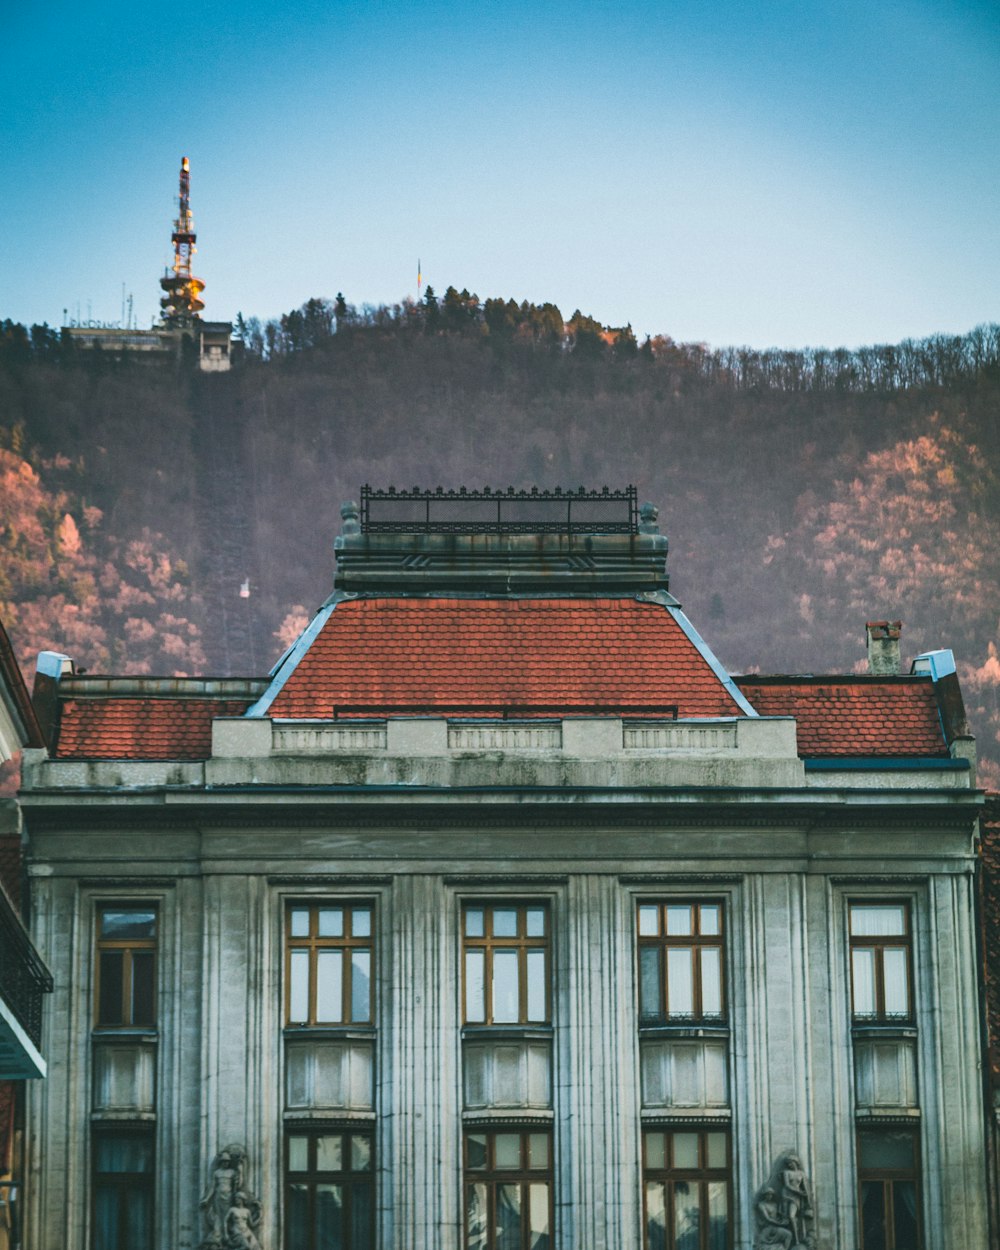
[201,1145,262,1250]
[226,1192,263,1250]
[754,1152,815,1250]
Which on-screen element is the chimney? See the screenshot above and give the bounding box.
[866,620,902,675]
[31,650,74,747]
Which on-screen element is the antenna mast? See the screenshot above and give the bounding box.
[159,157,205,326]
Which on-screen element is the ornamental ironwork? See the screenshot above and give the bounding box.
[0,885,53,1047]
[359,485,639,535]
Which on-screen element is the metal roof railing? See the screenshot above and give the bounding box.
[359,485,639,535]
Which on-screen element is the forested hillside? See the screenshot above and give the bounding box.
[1,298,998,783]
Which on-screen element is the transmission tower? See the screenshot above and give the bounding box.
[159,157,206,326]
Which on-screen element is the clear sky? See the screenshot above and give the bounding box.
[3,0,998,349]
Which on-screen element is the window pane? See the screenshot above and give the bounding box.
[290,908,310,937]
[528,1133,549,1170]
[525,908,546,937]
[467,1182,489,1250]
[859,1130,915,1171]
[667,948,695,1016]
[316,1134,343,1172]
[351,950,371,1022]
[351,1179,374,1248]
[497,1184,522,1250]
[492,951,520,1023]
[851,905,906,937]
[98,951,124,1025]
[852,948,876,1016]
[528,1182,550,1247]
[666,905,693,935]
[645,1132,666,1169]
[318,908,343,937]
[288,1136,309,1172]
[287,1182,309,1243]
[131,951,155,1025]
[700,947,722,1017]
[124,1187,151,1248]
[860,1180,887,1250]
[316,950,344,1023]
[95,1134,153,1172]
[350,1134,371,1172]
[466,1134,487,1169]
[493,908,518,938]
[706,1134,727,1170]
[639,947,662,1021]
[92,1187,120,1250]
[466,951,486,1022]
[699,905,721,936]
[882,948,909,1017]
[526,950,546,1021]
[100,910,156,939]
[495,1133,521,1169]
[351,907,371,938]
[672,1133,699,1169]
[645,1181,668,1250]
[674,1179,700,1250]
[315,1183,343,1250]
[466,908,485,937]
[639,905,659,936]
[706,1181,728,1250]
[892,1180,920,1250]
[289,950,310,1023]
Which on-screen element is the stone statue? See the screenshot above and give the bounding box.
[201,1145,262,1250]
[754,1152,815,1250]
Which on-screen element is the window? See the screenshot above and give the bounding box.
[286,903,373,1026]
[463,904,549,1025]
[285,1129,374,1250]
[643,1128,730,1250]
[95,906,157,1028]
[849,903,912,1022]
[465,1128,552,1250]
[857,1128,922,1249]
[92,1129,154,1250]
[637,902,725,1024]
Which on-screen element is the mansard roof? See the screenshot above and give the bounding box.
[735,675,949,757]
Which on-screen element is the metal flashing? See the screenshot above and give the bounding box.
[245,599,340,718]
[664,605,759,717]
[804,757,969,771]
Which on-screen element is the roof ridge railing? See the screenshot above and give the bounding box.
[359,485,639,535]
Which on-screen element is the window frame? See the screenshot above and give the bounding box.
[636,899,727,1025]
[90,1125,155,1250]
[93,903,158,1030]
[284,1125,375,1250]
[463,1126,554,1250]
[284,900,375,1028]
[848,900,914,1024]
[856,1126,923,1250]
[461,901,551,1027]
[641,1126,732,1250]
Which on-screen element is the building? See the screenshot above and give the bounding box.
[0,619,52,1250]
[17,487,989,1249]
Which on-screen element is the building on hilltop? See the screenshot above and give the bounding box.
[16,486,990,1249]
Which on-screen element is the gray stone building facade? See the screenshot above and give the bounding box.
[17,489,989,1249]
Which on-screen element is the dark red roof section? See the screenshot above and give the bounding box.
[0,616,43,747]
[268,598,745,718]
[736,677,948,757]
[54,698,250,760]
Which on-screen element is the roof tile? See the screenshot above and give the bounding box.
[55,699,250,760]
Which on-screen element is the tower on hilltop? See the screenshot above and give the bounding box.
[159,157,206,326]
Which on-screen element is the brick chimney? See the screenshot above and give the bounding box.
[866,620,902,675]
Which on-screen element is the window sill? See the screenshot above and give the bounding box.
[461,1025,553,1042]
[639,1024,730,1040]
[91,1028,158,1042]
[283,1026,376,1041]
[851,1023,917,1040]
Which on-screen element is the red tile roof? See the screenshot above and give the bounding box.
[736,677,947,757]
[54,698,250,760]
[268,598,745,719]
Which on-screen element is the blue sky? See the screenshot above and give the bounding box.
[3,0,998,348]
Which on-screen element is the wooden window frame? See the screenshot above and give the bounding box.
[94,904,158,1029]
[637,900,726,1024]
[856,1126,923,1250]
[461,902,551,1026]
[91,1125,155,1250]
[463,1127,554,1250]
[284,902,375,1027]
[641,1127,732,1250]
[848,901,914,1023]
[284,1127,375,1250]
